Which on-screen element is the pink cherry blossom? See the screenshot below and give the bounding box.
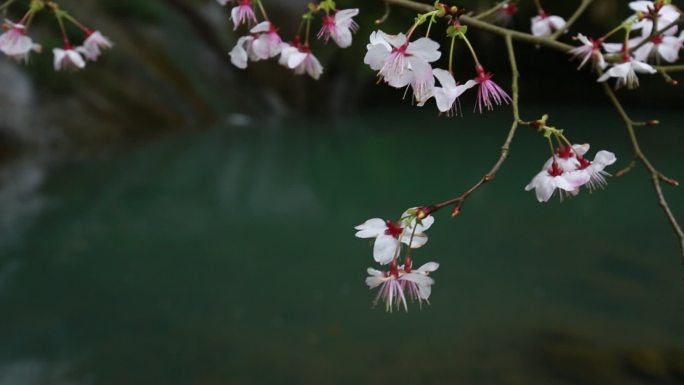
[0,20,41,63]
[278,41,323,80]
[250,21,282,60]
[317,8,359,48]
[231,0,257,30]
[474,65,511,113]
[77,30,113,62]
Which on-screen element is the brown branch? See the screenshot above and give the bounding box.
[425,35,524,217]
[603,84,684,259]
[381,0,684,259]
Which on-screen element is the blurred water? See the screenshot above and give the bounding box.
[0,107,682,385]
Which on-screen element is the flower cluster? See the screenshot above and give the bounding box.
[364,8,511,116]
[525,117,617,202]
[0,2,112,71]
[355,208,439,312]
[567,1,682,89]
[222,0,359,79]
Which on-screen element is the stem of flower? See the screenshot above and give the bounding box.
[255,0,269,21]
[60,10,89,33]
[533,0,543,12]
[0,0,16,11]
[304,13,312,44]
[448,34,457,73]
[601,22,628,41]
[425,13,435,37]
[460,34,481,67]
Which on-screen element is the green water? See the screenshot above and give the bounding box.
[0,107,683,385]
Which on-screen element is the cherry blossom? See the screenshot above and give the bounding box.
[77,30,113,62]
[355,208,434,265]
[525,161,590,203]
[317,8,359,48]
[230,0,257,30]
[571,150,617,191]
[427,68,477,115]
[633,33,684,64]
[531,10,566,37]
[0,20,41,63]
[53,46,86,71]
[597,57,656,89]
[532,144,617,200]
[229,35,256,69]
[570,34,606,70]
[250,21,282,60]
[366,260,438,312]
[279,41,323,80]
[630,1,680,37]
[364,30,441,89]
[474,65,511,113]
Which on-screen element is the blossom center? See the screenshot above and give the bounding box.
[384,220,403,238]
[651,35,663,45]
[556,145,573,159]
[548,162,564,177]
[239,0,252,5]
[577,156,592,170]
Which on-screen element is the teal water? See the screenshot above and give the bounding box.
[0,107,683,385]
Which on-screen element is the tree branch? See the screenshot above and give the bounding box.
[603,84,684,260]
[380,0,684,258]
[425,35,524,217]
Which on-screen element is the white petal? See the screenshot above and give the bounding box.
[355,218,387,238]
[407,37,441,62]
[593,150,617,167]
[417,261,440,273]
[373,234,399,264]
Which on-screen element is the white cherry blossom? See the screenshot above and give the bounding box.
[630,1,680,37]
[633,33,684,63]
[366,261,438,312]
[355,208,434,265]
[426,68,477,115]
[597,57,656,89]
[531,11,566,37]
[570,34,606,70]
[318,8,359,48]
[364,30,440,90]
[53,47,86,71]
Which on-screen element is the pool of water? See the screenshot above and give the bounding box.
[0,107,682,385]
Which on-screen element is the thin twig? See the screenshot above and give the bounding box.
[550,0,594,40]
[425,35,524,217]
[473,2,504,21]
[602,84,684,259]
